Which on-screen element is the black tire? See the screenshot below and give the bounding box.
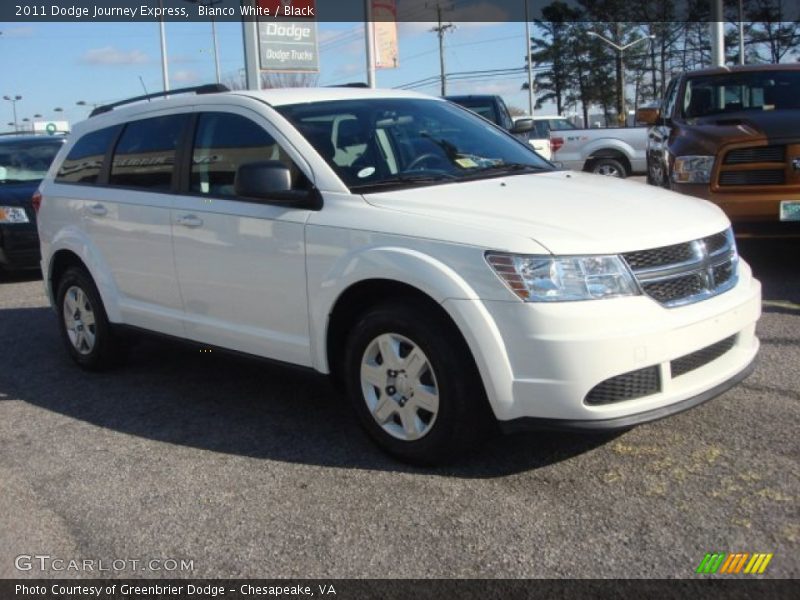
[647,156,670,188]
[344,302,492,465]
[590,158,627,178]
[55,266,126,370]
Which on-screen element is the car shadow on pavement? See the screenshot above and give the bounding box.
[0,270,42,284]
[0,306,617,479]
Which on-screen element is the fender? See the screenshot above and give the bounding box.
[581,137,636,163]
[45,226,123,323]
[308,245,481,373]
[307,245,515,416]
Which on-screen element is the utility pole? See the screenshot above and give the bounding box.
[524,0,534,116]
[429,4,454,96]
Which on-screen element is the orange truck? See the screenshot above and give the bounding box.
[640,64,800,236]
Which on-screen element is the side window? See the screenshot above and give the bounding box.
[109,115,187,191]
[55,126,119,184]
[190,112,302,198]
[497,99,513,130]
[663,78,679,120]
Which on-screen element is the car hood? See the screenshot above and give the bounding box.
[684,109,800,149]
[363,171,730,255]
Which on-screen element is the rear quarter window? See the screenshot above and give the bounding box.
[55,126,120,184]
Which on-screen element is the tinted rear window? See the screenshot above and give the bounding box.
[55,126,119,184]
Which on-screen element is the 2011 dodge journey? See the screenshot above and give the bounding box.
[36,84,761,464]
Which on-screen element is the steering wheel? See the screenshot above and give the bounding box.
[405,152,449,171]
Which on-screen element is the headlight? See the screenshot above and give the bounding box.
[0,206,30,223]
[486,253,639,302]
[673,155,715,184]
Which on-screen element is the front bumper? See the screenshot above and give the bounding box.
[499,359,755,433]
[0,223,41,270]
[443,261,761,425]
[672,182,800,229]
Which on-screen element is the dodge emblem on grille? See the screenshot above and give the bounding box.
[792,157,800,171]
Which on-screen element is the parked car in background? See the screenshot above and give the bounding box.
[549,124,649,178]
[38,85,760,464]
[0,134,66,273]
[640,64,800,236]
[444,94,534,142]
[522,115,578,160]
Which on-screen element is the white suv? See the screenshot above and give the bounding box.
[37,85,761,464]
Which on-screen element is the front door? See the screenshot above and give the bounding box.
[170,109,313,365]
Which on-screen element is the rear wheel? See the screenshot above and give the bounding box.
[56,267,126,370]
[344,302,490,465]
[590,158,627,178]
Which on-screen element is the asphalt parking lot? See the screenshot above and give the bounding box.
[0,236,797,580]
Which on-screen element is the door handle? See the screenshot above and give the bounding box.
[88,203,107,217]
[177,214,204,228]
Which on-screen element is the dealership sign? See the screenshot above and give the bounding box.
[257,0,319,73]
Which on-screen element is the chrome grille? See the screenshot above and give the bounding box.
[622,229,738,308]
[724,145,785,164]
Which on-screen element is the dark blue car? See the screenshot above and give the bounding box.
[0,134,66,273]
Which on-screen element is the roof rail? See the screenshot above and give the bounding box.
[89,83,230,117]
[325,82,369,88]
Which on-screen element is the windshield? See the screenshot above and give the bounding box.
[0,140,62,184]
[682,70,800,118]
[276,98,551,192]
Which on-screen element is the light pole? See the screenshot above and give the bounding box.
[159,0,170,92]
[587,31,654,127]
[3,94,22,132]
[184,0,222,84]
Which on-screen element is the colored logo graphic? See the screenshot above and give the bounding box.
[696,552,773,575]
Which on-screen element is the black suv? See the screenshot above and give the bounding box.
[0,134,66,272]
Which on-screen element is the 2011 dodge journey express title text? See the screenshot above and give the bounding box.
[36,85,761,464]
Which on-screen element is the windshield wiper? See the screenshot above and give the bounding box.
[351,172,457,191]
[460,162,549,179]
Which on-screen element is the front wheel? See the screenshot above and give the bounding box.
[55,267,126,370]
[344,302,490,465]
[647,156,670,188]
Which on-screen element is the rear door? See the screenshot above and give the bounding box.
[170,108,314,365]
[70,115,187,336]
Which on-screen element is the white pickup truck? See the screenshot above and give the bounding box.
[551,126,649,178]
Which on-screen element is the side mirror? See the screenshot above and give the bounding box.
[511,118,534,134]
[234,161,321,209]
[636,106,660,126]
